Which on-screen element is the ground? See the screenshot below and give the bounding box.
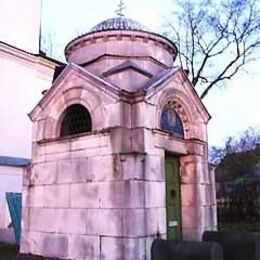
[0,243,19,260]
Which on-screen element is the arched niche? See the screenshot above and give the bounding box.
[156,89,196,139]
[160,106,184,138]
[36,87,105,141]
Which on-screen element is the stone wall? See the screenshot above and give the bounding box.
[21,130,167,259]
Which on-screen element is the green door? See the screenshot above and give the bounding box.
[165,156,182,241]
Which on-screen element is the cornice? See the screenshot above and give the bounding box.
[0,41,61,69]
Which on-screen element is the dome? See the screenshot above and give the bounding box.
[89,17,150,33]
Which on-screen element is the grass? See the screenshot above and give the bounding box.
[0,243,19,260]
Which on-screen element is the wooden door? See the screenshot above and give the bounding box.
[165,156,182,241]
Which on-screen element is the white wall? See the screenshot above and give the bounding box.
[0,49,55,158]
[0,0,42,53]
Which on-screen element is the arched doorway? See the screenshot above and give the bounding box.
[160,106,184,241]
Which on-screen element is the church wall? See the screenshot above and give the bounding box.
[0,44,56,158]
[0,0,42,54]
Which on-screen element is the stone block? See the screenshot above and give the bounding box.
[56,158,89,183]
[145,208,163,236]
[29,208,58,232]
[27,186,44,207]
[70,133,108,152]
[80,87,101,110]
[21,206,29,231]
[63,87,83,103]
[122,102,132,128]
[56,209,87,234]
[41,150,71,163]
[100,180,145,208]
[155,208,167,235]
[131,128,145,152]
[181,184,197,207]
[39,141,70,156]
[103,102,122,128]
[70,182,100,208]
[92,105,107,131]
[186,142,206,156]
[43,117,56,140]
[145,181,165,208]
[181,206,202,230]
[153,132,188,154]
[180,155,209,184]
[19,230,30,254]
[86,209,123,236]
[32,119,44,142]
[110,128,132,153]
[42,233,69,258]
[21,231,44,256]
[31,162,57,185]
[121,154,145,180]
[123,208,166,237]
[69,235,100,259]
[132,102,148,128]
[100,237,146,260]
[44,184,70,208]
[122,209,145,237]
[145,155,164,181]
[88,155,114,181]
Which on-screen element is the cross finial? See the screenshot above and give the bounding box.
[116,0,126,17]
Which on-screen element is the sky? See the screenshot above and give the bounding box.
[41,0,260,148]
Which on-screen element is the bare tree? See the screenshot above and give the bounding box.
[165,0,260,98]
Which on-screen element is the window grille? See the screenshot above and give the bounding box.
[60,104,92,137]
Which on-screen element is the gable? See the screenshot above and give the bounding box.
[143,67,210,141]
[145,67,211,123]
[29,63,120,121]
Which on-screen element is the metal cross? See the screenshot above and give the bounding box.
[116,0,126,17]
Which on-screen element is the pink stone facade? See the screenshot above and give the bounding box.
[20,21,216,260]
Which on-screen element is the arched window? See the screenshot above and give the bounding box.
[160,107,184,138]
[60,104,92,137]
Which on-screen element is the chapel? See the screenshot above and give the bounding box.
[20,13,216,260]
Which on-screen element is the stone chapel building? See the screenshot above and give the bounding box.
[20,17,217,260]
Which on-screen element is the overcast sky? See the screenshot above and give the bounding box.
[41,0,260,147]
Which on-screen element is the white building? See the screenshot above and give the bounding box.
[0,0,59,242]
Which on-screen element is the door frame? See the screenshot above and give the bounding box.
[165,153,182,241]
